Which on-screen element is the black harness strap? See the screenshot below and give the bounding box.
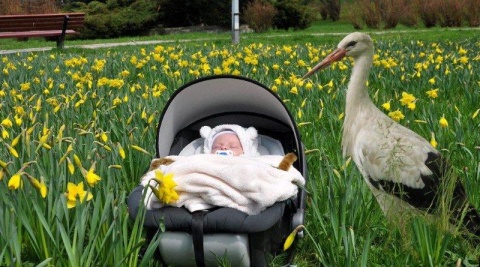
[192,211,206,267]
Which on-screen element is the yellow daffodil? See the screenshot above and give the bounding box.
[0,159,8,169]
[388,109,405,122]
[148,113,156,124]
[297,108,303,119]
[131,145,151,155]
[38,131,50,149]
[100,132,108,143]
[381,100,391,111]
[73,154,83,168]
[66,157,75,175]
[430,132,437,148]
[8,172,23,190]
[327,80,334,88]
[112,97,122,106]
[459,56,468,64]
[81,162,101,187]
[407,101,416,111]
[20,82,31,91]
[400,92,416,106]
[117,143,126,159]
[305,82,313,90]
[1,118,13,128]
[472,109,480,119]
[65,182,93,209]
[439,115,448,128]
[14,115,22,125]
[57,124,65,142]
[2,129,9,139]
[85,169,101,186]
[283,225,304,251]
[27,175,47,198]
[5,143,19,158]
[120,70,130,77]
[426,89,439,99]
[149,170,178,204]
[11,133,21,147]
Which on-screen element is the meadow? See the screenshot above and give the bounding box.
[1,24,480,266]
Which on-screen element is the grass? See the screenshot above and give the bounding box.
[0,19,479,266]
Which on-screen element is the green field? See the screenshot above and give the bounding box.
[1,21,479,266]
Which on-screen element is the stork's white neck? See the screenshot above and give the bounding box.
[345,53,373,111]
[342,50,375,157]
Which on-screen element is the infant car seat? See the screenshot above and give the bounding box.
[128,75,307,266]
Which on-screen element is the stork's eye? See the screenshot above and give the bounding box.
[347,41,357,47]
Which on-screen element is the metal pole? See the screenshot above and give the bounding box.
[232,0,240,44]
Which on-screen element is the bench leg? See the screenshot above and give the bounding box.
[56,38,65,49]
[57,15,70,49]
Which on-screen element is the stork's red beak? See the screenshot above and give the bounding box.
[302,48,347,79]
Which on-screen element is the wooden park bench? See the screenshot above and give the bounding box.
[0,13,85,48]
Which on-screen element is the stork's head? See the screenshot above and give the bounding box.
[303,32,374,79]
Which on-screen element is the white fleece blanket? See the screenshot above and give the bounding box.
[140,154,305,215]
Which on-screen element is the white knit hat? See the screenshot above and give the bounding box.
[200,124,259,156]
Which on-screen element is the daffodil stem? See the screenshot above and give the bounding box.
[19,160,37,172]
[294,224,305,232]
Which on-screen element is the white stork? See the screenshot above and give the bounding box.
[303,32,480,239]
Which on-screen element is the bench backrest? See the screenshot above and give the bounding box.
[0,13,85,32]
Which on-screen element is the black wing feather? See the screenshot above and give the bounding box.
[369,152,444,211]
[369,152,480,238]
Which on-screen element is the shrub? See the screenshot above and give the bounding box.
[84,1,109,15]
[358,0,381,29]
[348,0,419,29]
[464,0,480,26]
[418,0,438,27]
[78,0,161,39]
[379,0,409,29]
[343,2,364,29]
[159,0,230,28]
[273,0,315,30]
[320,3,328,20]
[320,0,341,21]
[0,0,58,15]
[243,0,277,33]
[106,0,121,10]
[399,1,419,27]
[0,0,23,14]
[436,0,464,27]
[62,1,88,12]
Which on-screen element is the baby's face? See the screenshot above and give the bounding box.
[211,133,244,156]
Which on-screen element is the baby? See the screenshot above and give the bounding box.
[211,131,244,156]
[200,124,260,156]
